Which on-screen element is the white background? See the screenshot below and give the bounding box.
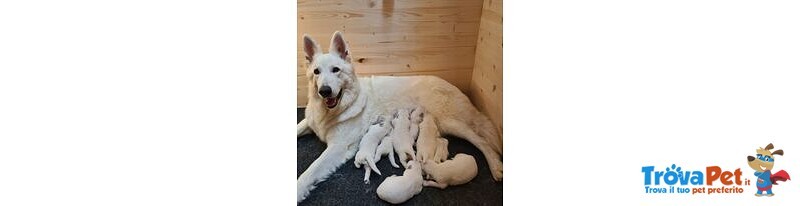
[516,0,800,205]
[1,0,798,205]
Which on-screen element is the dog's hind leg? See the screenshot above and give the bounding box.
[474,114,502,155]
[396,147,415,168]
[386,145,399,168]
[363,167,371,184]
[297,119,312,137]
[434,138,449,163]
[367,157,381,175]
[423,180,448,189]
[439,119,503,181]
[375,138,400,168]
[297,143,356,203]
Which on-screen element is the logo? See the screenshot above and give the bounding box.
[641,142,792,196]
[745,143,791,197]
[642,164,746,195]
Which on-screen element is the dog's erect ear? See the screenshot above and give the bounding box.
[772,149,784,156]
[303,34,321,62]
[329,31,351,62]
[765,143,775,150]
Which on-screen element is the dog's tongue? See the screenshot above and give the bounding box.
[325,97,337,107]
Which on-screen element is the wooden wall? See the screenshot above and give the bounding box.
[297,0,484,106]
[297,0,502,140]
[468,0,503,139]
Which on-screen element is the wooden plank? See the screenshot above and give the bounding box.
[297,0,484,106]
[469,0,503,139]
[298,45,477,75]
[298,69,473,106]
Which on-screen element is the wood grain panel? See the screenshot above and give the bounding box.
[297,0,483,106]
[297,69,473,108]
[468,0,503,140]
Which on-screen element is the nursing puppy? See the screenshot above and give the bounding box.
[376,160,424,204]
[409,107,424,140]
[415,114,440,163]
[422,153,478,189]
[391,109,416,167]
[354,115,391,184]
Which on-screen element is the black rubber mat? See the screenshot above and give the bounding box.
[297,108,502,205]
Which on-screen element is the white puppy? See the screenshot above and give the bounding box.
[373,111,404,168]
[422,153,478,189]
[415,113,439,163]
[354,115,392,184]
[376,160,424,204]
[390,109,416,167]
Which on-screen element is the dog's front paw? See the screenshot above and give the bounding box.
[297,190,307,203]
[297,181,312,203]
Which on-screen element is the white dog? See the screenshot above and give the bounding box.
[297,31,503,202]
[354,115,391,184]
[376,160,424,204]
[422,153,478,189]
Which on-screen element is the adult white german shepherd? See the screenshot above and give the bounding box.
[297,31,503,203]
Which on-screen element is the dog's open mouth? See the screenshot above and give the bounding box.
[324,91,343,108]
[760,165,767,171]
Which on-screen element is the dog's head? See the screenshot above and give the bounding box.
[747,143,783,172]
[302,31,357,109]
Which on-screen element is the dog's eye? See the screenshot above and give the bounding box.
[313,68,320,75]
[332,67,340,73]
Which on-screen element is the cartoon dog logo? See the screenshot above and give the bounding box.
[746,143,791,197]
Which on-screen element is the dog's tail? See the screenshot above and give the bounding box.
[474,113,502,155]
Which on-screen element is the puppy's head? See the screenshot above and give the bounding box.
[303,31,356,109]
[392,109,410,126]
[747,143,783,172]
[410,107,424,123]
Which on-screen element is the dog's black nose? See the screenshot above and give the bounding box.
[318,86,332,97]
[747,156,755,162]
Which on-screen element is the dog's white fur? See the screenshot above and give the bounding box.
[354,115,391,184]
[422,153,478,189]
[376,160,424,204]
[390,108,416,167]
[297,31,503,202]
